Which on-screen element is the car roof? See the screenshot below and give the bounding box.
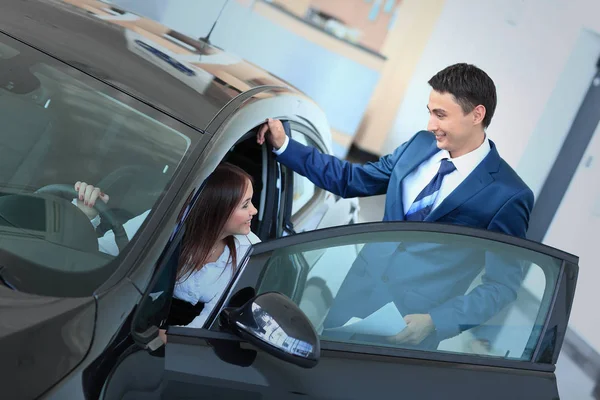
[0,0,295,133]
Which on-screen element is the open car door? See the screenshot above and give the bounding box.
[125,222,577,400]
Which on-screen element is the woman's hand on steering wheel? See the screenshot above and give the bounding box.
[74,181,110,220]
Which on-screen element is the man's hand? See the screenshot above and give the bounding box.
[74,181,109,220]
[257,118,287,150]
[387,314,435,345]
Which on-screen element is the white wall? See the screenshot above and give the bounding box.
[386,0,595,188]
[518,29,600,196]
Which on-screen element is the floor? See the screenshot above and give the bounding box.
[556,354,596,399]
[356,195,597,400]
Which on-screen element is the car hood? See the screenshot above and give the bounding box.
[0,0,296,132]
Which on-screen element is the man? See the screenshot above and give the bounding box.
[257,63,534,348]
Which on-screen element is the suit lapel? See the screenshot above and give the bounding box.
[394,134,440,218]
[425,140,501,222]
[396,138,440,183]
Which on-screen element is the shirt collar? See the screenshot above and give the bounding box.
[209,244,231,266]
[432,137,491,177]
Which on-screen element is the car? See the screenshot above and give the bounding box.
[0,1,578,399]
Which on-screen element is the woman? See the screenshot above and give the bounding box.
[169,162,258,328]
[74,162,258,333]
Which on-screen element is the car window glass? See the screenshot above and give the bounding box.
[0,42,19,59]
[254,230,561,361]
[290,131,319,216]
[0,34,201,297]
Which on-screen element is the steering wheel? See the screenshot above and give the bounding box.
[35,184,129,253]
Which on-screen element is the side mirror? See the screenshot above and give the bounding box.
[220,292,320,368]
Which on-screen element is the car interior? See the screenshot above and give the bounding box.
[221,127,280,241]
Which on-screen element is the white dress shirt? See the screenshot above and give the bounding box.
[273,135,290,156]
[173,234,253,328]
[402,138,491,215]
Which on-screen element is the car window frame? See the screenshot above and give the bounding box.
[198,221,577,372]
[282,122,329,232]
[128,124,288,344]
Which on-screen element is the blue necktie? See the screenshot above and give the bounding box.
[405,159,456,221]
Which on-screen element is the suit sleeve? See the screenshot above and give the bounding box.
[275,137,412,198]
[428,188,535,340]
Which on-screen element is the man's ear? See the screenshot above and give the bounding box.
[472,105,486,126]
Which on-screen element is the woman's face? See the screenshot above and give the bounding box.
[222,180,257,237]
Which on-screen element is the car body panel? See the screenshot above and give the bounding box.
[0,288,95,399]
[165,334,561,400]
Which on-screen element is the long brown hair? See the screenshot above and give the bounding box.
[177,162,254,281]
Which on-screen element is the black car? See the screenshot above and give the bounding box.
[0,1,578,399]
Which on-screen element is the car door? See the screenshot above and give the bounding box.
[279,121,359,236]
[160,222,577,400]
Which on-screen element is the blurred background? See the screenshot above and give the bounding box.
[99,0,600,397]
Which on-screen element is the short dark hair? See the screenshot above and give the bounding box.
[428,63,497,128]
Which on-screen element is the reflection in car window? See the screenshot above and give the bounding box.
[0,34,199,297]
[255,230,560,361]
[0,42,19,59]
[290,131,320,217]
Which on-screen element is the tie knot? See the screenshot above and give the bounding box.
[438,158,456,176]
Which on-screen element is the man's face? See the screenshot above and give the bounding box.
[426,90,483,158]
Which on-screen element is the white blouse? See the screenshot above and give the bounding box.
[173,235,254,328]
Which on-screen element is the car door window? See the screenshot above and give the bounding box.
[237,226,572,362]
[289,131,324,220]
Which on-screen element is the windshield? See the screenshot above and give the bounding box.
[0,33,200,297]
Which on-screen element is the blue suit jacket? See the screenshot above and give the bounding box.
[277,130,535,345]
